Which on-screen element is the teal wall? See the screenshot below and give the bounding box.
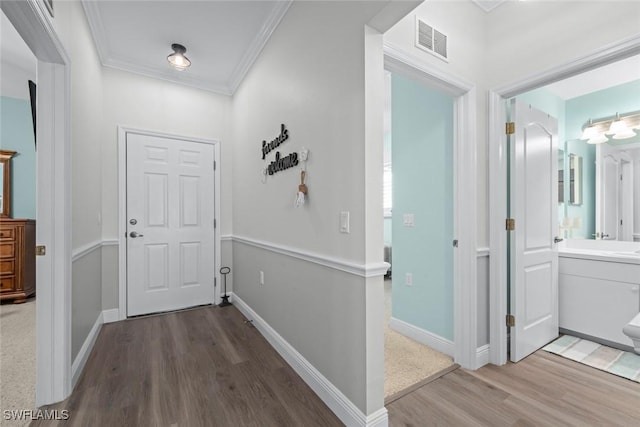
[391,74,453,341]
[0,96,36,219]
[383,217,392,246]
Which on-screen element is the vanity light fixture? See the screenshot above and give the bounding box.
[580,119,597,140]
[586,133,609,145]
[608,113,635,139]
[167,43,191,71]
[580,111,640,144]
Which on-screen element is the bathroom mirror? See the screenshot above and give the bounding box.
[569,154,582,205]
[0,150,16,218]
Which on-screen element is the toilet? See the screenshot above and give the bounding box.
[623,313,640,354]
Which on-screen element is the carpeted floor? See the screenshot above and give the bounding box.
[0,298,36,427]
[543,335,640,382]
[384,280,455,400]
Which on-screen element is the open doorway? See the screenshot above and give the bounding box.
[381,70,456,402]
[491,49,640,368]
[0,8,38,415]
[1,0,72,407]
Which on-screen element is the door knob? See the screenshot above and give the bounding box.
[129,231,144,238]
[554,236,564,243]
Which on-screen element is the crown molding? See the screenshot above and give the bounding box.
[103,55,234,96]
[470,0,506,13]
[228,0,292,93]
[81,0,290,96]
[81,0,109,65]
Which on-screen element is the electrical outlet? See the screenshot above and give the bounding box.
[260,271,264,285]
[405,273,413,286]
[403,214,415,227]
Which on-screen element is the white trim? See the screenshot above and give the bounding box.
[227,1,292,93]
[71,239,119,262]
[71,312,102,388]
[232,235,390,278]
[232,293,385,427]
[475,344,490,368]
[389,317,455,357]
[81,1,291,96]
[383,41,478,370]
[2,0,73,407]
[71,240,102,262]
[117,127,222,321]
[494,34,640,100]
[476,247,490,258]
[102,309,120,324]
[488,35,640,366]
[220,234,233,242]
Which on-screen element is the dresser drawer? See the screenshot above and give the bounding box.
[0,243,15,258]
[0,276,15,292]
[0,228,16,241]
[0,259,14,274]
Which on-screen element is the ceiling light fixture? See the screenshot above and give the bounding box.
[167,43,191,71]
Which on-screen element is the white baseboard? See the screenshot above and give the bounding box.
[102,309,120,324]
[230,293,387,427]
[476,344,489,368]
[389,317,454,357]
[71,312,103,387]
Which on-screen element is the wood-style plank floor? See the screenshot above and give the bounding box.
[32,305,342,427]
[33,305,640,427]
[388,350,640,427]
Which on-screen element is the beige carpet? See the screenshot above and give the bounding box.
[0,298,36,427]
[384,280,455,400]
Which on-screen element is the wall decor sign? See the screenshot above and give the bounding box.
[261,124,299,175]
[262,124,289,159]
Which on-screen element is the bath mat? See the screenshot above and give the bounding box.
[543,335,640,383]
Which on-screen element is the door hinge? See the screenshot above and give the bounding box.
[452,239,459,248]
[214,161,217,170]
[214,219,217,229]
[506,218,515,231]
[214,277,217,287]
[506,314,515,327]
[35,245,46,256]
[506,122,515,135]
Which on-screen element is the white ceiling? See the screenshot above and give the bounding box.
[82,0,291,95]
[470,0,508,13]
[545,54,640,100]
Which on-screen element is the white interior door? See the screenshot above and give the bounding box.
[126,133,215,316]
[601,155,619,240]
[509,100,559,362]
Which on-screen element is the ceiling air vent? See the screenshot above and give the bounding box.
[415,17,448,62]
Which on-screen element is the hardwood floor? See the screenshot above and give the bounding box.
[32,305,342,427]
[388,350,640,427]
[32,305,640,427]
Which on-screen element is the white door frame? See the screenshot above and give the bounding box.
[117,127,222,320]
[1,0,72,405]
[488,35,640,365]
[383,41,479,369]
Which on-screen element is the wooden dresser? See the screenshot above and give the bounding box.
[0,219,35,303]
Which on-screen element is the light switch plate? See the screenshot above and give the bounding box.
[340,211,350,233]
